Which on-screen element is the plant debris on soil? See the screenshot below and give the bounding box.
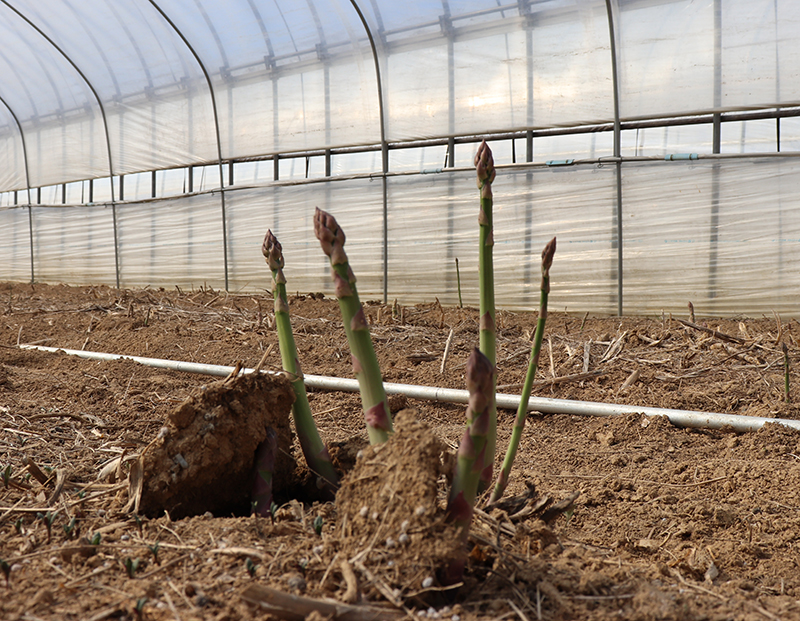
[2,281,800,620]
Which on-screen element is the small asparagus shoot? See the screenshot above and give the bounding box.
[490,237,556,504]
[252,427,278,517]
[262,231,339,492]
[476,141,497,490]
[455,258,463,308]
[443,348,496,583]
[314,207,393,444]
[783,342,790,403]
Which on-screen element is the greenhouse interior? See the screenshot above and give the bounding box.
[0,0,798,317]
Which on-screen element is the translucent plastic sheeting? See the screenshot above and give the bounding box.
[0,106,25,192]
[385,166,618,313]
[154,0,382,157]
[115,194,225,290]
[0,207,32,282]
[363,0,614,141]
[9,0,217,176]
[616,0,800,120]
[225,179,386,294]
[0,2,109,188]
[3,155,800,316]
[31,204,116,285]
[621,158,800,317]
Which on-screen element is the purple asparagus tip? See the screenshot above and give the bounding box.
[314,207,348,266]
[474,141,496,199]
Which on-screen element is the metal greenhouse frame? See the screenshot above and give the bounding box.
[1,0,799,316]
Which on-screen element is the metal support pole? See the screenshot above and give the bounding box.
[605,0,623,316]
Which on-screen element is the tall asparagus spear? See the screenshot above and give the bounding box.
[262,230,339,492]
[475,141,497,490]
[313,208,393,444]
[489,237,556,504]
[443,347,496,583]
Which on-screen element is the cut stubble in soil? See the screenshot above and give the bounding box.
[2,282,800,620]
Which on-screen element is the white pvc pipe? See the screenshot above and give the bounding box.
[20,344,800,433]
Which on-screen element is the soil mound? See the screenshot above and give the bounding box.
[336,409,462,598]
[138,371,295,518]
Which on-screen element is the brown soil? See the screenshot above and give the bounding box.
[1,281,800,620]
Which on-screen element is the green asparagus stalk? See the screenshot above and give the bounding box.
[783,342,790,403]
[475,141,497,491]
[262,230,339,493]
[489,237,556,504]
[252,427,277,516]
[443,347,496,583]
[313,208,393,444]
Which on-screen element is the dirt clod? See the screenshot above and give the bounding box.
[139,371,295,518]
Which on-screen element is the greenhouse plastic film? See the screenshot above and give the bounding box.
[622,158,800,316]
[225,180,384,294]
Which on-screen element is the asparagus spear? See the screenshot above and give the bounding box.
[475,141,497,490]
[252,427,277,516]
[443,347,496,583]
[313,208,393,444]
[490,237,556,504]
[262,230,338,492]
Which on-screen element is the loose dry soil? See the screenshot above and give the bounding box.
[2,281,800,620]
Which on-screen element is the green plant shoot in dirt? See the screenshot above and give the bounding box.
[252,426,277,517]
[314,207,393,444]
[783,342,791,403]
[490,237,556,504]
[475,141,498,491]
[262,230,339,492]
[444,347,496,584]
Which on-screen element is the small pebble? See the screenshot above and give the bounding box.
[97,509,106,517]
[120,534,130,541]
[415,506,426,517]
[359,506,369,518]
[421,576,434,589]
[385,537,396,548]
[286,574,307,593]
[400,520,410,532]
[387,560,394,567]
[427,607,439,618]
[452,615,461,621]
[312,545,324,555]
[173,453,189,469]
[398,533,410,545]
[371,512,379,521]
[203,511,214,519]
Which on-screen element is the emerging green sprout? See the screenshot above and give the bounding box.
[148,542,160,565]
[124,557,141,579]
[63,516,77,538]
[0,559,10,587]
